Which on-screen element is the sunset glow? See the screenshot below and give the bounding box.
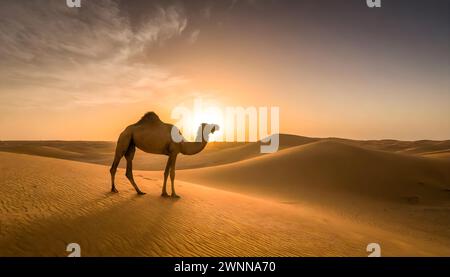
[0,0,448,141]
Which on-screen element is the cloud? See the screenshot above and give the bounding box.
[0,0,189,109]
[202,5,212,19]
[187,29,201,44]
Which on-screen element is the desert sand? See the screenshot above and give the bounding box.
[0,135,449,256]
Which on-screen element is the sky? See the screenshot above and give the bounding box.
[0,0,449,141]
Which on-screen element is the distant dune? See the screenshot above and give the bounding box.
[0,134,448,170]
[0,135,449,256]
[0,134,315,170]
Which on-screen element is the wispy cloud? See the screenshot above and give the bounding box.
[187,29,201,45]
[0,0,189,108]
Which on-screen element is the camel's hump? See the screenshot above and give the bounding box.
[137,112,161,123]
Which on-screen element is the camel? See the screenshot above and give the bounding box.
[110,112,218,198]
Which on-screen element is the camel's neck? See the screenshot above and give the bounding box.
[180,125,210,155]
[180,141,208,155]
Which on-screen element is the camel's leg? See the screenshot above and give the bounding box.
[161,156,172,197]
[110,151,125,193]
[110,156,121,193]
[169,154,179,198]
[124,144,146,195]
[110,131,133,193]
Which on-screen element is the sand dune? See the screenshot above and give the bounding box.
[0,135,316,170]
[0,151,449,256]
[178,140,450,204]
[1,136,449,256]
[1,135,448,171]
[175,140,450,247]
[349,139,450,155]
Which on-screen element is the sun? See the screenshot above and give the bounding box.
[191,105,224,142]
[170,97,227,142]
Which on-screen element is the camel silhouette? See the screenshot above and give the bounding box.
[110,112,218,198]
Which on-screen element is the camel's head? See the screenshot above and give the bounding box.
[210,124,219,134]
[201,123,219,133]
[199,123,220,141]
